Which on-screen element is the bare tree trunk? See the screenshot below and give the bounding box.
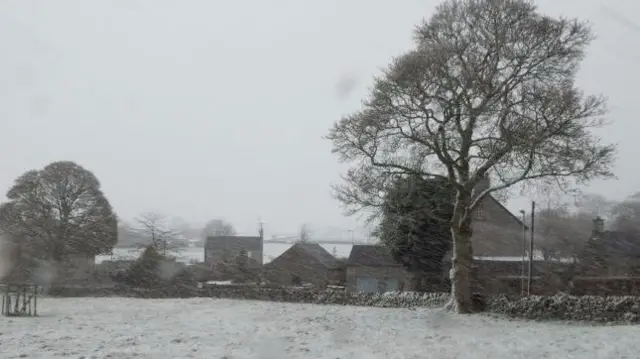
[446,224,475,313]
[446,189,476,314]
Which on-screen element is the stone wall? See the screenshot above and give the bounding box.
[487,294,640,323]
[47,284,449,308]
[45,284,640,324]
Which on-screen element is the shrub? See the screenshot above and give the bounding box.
[120,245,169,288]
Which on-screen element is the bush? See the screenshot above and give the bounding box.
[119,245,185,288]
[184,263,214,282]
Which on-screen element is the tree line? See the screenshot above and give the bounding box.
[0,160,239,281]
[536,192,640,261]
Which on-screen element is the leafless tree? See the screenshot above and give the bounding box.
[326,0,615,313]
[536,206,591,260]
[167,216,193,246]
[116,220,147,248]
[134,212,178,256]
[0,161,117,264]
[201,219,236,238]
[574,193,614,219]
[298,223,313,243]
[610,193,640,234]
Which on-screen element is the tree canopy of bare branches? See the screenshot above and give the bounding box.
[326,0,615,313]
[536,206,591,260]
[298,223,313,242]
[201,218,236,238]
[134,212,179,255]
[0,161,117,264]
[611,193,640,234]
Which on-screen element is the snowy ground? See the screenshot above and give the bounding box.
[1,298,639,359]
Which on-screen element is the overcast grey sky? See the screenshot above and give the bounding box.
[0,0,637,237]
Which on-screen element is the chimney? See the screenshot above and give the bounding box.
[592,216,604,234]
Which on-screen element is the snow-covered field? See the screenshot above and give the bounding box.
[1,298,639,359]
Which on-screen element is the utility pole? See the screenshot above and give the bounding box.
[163,237,167,256]
[527,201,535,296]
[258,218,264,266]
[348,229,355,245]
[520,209,526,296]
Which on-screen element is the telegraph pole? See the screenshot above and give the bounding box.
[258,218,265,265]
[520,209,526,296]
[527,201,535,296]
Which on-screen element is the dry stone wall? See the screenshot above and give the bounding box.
[46,284,640,324]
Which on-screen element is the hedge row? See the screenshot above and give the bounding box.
[46,285,640,323]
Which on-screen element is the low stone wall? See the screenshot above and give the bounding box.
[46,284,450,308]
[46,284,640,324]
[487,294,640,323]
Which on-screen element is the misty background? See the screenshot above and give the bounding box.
[0,0,638,238]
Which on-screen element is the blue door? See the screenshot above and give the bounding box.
[356,276,378,293]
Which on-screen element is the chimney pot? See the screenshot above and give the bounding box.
[593,216,604,233]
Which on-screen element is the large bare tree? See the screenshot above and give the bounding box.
[201,218,237,238]
[536,206,591,260]
[326,0,615,312]
[611,193,640,234]
[134,212,179,256]
[0,161,117,266]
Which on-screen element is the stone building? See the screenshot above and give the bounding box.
[263,243,342,287]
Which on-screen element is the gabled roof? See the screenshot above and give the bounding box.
[292,243,340,269]
[347,245,401,267]
[205,236,262,252]
[485,195,528,230]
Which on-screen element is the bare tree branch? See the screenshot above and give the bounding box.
[326,0,616,313]
[134,212,179,256]
[201,219,236,238]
